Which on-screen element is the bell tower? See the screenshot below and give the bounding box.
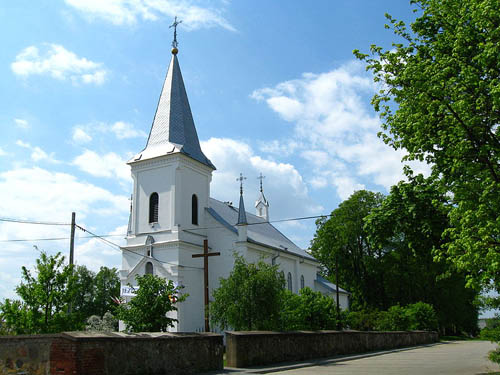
[120,31,215,332]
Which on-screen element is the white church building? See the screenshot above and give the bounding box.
[119,44,349,332]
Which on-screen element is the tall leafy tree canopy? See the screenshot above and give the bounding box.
[312,184,479,334]
[310,190,384,310]
[354,0,500,294]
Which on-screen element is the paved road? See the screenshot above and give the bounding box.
[265,341,499,375]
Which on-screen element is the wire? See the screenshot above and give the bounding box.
[0,234,127,243]
[75,224,203,270]
[180,213,331,232]
[0,217,70,226]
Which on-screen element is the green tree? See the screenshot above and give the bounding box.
[210,255,285,331]
[117,274,186,332]
[93,266,120,317]
[310,190,384,310]
[353,0,500,296]
[366,176,479,334]
[0,251,73,334]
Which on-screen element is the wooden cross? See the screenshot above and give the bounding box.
[192,239,220,331]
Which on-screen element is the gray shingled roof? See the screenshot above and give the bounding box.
[315,275,350,294]
[129,54,215,169]
[207,198,316,261]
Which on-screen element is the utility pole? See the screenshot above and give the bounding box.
[69,212,75,266]
[68,212,76,314]
[336,253,341,330]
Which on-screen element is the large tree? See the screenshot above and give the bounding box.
[0,251,73,334]
[0,252,121,334]
[365,175,479,334]
[354,0,500,295]
[310,190,384,310]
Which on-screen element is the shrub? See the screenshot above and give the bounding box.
[375,305,409,331]
[280,288,342,331]
[346,309,380,331]
[405,302,438,331]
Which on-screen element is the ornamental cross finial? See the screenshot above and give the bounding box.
[169,16,182,48]
[257,173,265,192]
[236,173,247,195]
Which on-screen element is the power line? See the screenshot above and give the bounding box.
[75,224,203,270]
[0,234,127,243]
[180,213,331,232]
[0,217,70,226]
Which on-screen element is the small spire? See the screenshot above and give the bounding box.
[170,16,182,54]
[236,173,247,225]
[255,172,269,221]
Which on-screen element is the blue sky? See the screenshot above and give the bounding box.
[5,0,483,314]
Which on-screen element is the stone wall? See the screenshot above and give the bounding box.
[226,330,439,368]
[0,331,223,375]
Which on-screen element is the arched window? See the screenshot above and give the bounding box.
[300,275,305,290]
[192,194,198,225]
[149,193,159,223]
[145,262,153,275]
[287,272,293,292]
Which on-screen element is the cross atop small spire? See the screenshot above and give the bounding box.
[170,16,182,49]
[257,173,265,192]
[237,173,247,195]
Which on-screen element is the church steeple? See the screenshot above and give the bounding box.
[130,38,215,170]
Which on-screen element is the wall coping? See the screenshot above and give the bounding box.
[226,330,433,336]
[0,331,222,341]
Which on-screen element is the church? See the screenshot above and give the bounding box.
[119,38,349,332]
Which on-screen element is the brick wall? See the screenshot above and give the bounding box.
[226,330,439,368]
[0,331,223,375]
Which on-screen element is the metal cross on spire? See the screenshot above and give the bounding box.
[236,173,247,195]
[257,173,265,192]
[169,16,182,49]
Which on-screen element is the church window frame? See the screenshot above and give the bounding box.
[192,194,198,225]
[149,192,159,223]
[145,261,154,275]
[300,275,305,290]
[287,272,293,292]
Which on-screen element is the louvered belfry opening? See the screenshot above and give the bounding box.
[149,192,159,223]
[192,194,198,225]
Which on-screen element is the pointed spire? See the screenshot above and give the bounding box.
[255,172,269,221]
[130,30,215,170]
[236,173,247,225]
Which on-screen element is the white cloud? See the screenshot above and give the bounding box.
[0,167,128,223]
[72,127,93,143]
[15,140,60,163]
[73,149,131,181]
[111,121,147,139]
[14,118,29,129]
[252,60,431,198]
[73,121,146,142]
[11,44,107,85]
[65,0,235,31]
[201,137,323,222]
[0,147,6,157]
[0,167,128,299]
